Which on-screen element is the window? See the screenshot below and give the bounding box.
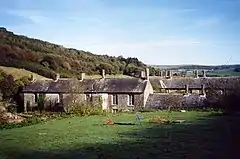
[112,94,118,105]
[34,93,38,103]
[128,94,134,106]
[86,94,92,102]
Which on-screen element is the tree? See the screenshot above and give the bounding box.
[234,68,240,72]
[0,74,15,99]
[148,67,156,76]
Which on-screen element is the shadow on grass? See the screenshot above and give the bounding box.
[114,122,136,125]
[3,114,240,159]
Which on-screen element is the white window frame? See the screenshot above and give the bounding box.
[128,94,134,106]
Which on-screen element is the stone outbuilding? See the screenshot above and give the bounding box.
[22,69,154,112]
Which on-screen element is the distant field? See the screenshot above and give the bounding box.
[0,111,239,159]
[0,66,49,80]
[207,70,240,77]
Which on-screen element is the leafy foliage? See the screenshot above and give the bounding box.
[0,28,146,78]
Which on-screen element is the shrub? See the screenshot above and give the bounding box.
[205,78,240,114]
[68,103,103,116]
[149,116,171,124]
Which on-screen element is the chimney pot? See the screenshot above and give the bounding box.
[54,73,60,81]
[102,69,105,78]
[80,73,85,81]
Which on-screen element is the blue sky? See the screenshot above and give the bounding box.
[0,0,240,65]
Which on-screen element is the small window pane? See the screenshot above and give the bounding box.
[112,95,118,105]
[128,95,134,106]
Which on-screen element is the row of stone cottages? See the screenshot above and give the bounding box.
[22,69,240,112]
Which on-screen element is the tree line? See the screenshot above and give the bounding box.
[0,28,151,79]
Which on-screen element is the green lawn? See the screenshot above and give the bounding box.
[0,111,239,159]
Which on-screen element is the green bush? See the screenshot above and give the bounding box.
[68,103,103,116]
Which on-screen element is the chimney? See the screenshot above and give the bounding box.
[201,84,205,95]
[185,85,189,95]
[167,70,172,79]
[101,69,105,78]
[145,68,150,81]
[195,70,199,78]
[29,74,35,82]
[141,71,146,79]
[159,71,163,77]
[164,70,167,77]
[54,73,60,81]
[80,73,85,81]
[202,70,206,78]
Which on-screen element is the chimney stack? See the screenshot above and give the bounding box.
[102,69,105,78]
[29,74,35,82]
[159,71,163,77]
[167,70,172,79]
[202,70,206,78]
[185,84,189,95]
[80,73,85,81]
[53,73,60,81]
[145,68,150,81]
[195,70,199,78]
[201,84,205,95]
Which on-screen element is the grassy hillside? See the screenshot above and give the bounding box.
[0,27,146,79]
[207,69,240,77]
[0,66,49,80]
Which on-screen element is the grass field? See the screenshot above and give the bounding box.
[207,70,240,77]
[0,111,239,159]
[0,66,49,80]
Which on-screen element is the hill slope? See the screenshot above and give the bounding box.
[0,66,49,80]
[0,27,146,79]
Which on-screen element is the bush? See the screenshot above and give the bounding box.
[206,79,240,114]
[149,116,172,124]
[68,103,103,116]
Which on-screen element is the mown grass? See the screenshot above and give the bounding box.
[0,111,239,159]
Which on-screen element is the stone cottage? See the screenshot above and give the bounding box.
[22,69,154,112]
[146,70,240,109]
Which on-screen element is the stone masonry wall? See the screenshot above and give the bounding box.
[108,93,144,111]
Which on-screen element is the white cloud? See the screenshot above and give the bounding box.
[7,10,52,25]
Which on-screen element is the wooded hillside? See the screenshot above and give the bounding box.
[0,27,146,79]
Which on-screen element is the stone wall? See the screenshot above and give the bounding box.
[108,93,144,111]
[143,81,154,107]
[61,93,86,109]
[145,93,207,110]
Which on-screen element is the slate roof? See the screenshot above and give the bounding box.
[150,77,240,90]
[22,78,148,93]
